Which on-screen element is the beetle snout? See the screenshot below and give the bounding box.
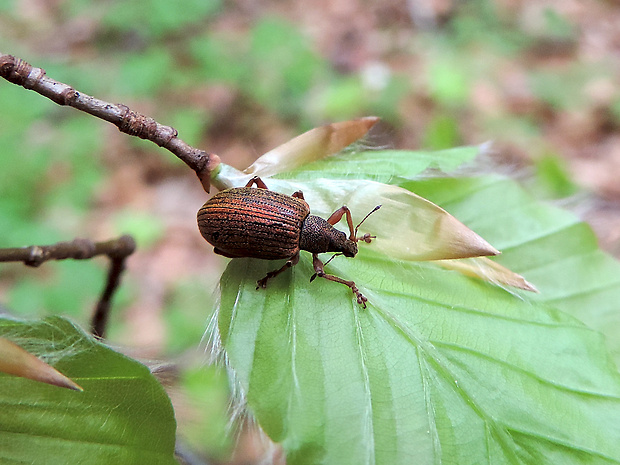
[342,240,358,258]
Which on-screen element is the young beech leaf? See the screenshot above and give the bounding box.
[210,177,620,465]
[206,133,620,464]
[269,178,501,260]
[215,250,620,465]
[211,169,530,289]
[211,118,527,290]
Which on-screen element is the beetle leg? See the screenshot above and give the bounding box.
[292,191,305,199]
[256,252,300,289]
[311,254,368,308]
[326,206,356,241]
[327,204,381,242]
[245,176,269,189]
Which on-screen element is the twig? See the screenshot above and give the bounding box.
[0,235,136,338]
[91,236,136,338]
[0,53,220,193]
[0,236,134,266]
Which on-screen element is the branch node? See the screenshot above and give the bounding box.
[195,151,220,193]
[110,234,137,259]
[25,246,45,267]
[72,238,96,259]
[0,55,35,86]
[55,87,78,106]
[117,104,176,146]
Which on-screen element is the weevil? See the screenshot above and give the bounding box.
[197,176,380,307]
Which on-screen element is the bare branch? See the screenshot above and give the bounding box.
[0,236,135,266]
[0,52,220,193]
[0,235,136,338]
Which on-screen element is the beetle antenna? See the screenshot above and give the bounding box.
[354,205,382,238]
[324,253,342,266]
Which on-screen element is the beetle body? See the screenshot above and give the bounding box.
[198,187,310,260]
[198,187,358,260]
[197,177,379,307]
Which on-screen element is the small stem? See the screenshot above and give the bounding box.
[91,257,125,339]
[91,236,136,338]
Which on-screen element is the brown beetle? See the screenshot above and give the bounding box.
[197,177,380,307]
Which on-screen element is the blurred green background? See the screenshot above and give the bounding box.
[2,0,620,462]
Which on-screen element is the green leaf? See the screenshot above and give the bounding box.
[213,149,620,464]
[249,144,479,185]
[218,254,620,464]
[0,316,177,464]
[406,174,620,359]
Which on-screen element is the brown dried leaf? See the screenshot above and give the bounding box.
[243,117,379,177]
[0,337,83,391]
[436,257,538,292]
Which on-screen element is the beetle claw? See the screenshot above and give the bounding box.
[351,285,368,308]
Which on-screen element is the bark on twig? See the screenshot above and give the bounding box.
[0,236,136,338]
[0,236,135,267]
[0,52,220,193]
[91,236,136,338]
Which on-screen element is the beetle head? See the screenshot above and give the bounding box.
[341,238,358,257]
[326,228,358,257]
